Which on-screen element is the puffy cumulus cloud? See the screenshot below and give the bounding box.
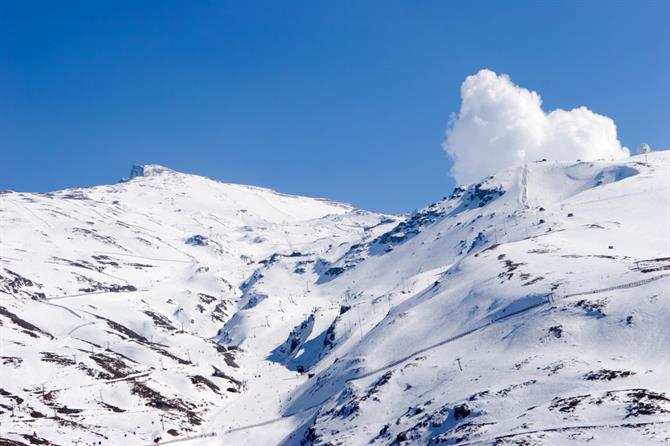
[442,69,629,184]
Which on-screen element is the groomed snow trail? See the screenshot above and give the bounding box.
[161,272,670,443]
[520,163,529,209]
[457,419,670,446]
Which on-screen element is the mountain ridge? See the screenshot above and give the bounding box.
[1,152,669,445]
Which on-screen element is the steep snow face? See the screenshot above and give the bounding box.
[1,155,669,446]
[274,153,670,446]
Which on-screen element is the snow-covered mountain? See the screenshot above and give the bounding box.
[1,154,669,446]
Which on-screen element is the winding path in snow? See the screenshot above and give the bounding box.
[563,273,670,298]
[457,419,670,445]
[46,288,143,301]
[124,272,670,444]
[520,163,530,209]
[216,272,670,438]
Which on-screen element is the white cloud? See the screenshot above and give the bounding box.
[442,69,629,184]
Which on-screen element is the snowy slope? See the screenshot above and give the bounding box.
[277,154,670,445]
[1,154,669,446]
[0,165,397,445]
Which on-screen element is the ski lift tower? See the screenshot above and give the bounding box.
[637,143,651,163]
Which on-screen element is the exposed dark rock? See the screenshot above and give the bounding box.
[185,235,208,246]
[584,369,635,381]
[453,403,471,419]
[0,306,53,339]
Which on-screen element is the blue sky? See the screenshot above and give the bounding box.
[1,1,668,213]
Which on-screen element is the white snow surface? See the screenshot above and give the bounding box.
[1,154,669,446]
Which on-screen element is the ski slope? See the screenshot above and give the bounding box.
[1,153,669,445]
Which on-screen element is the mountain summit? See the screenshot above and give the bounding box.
[1,153,669,445]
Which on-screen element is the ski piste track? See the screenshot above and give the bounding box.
[520,163,530,209]
[139,272,670,445]
[457,419,670,446]
[7,273,669,445]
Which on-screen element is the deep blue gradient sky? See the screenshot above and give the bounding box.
[2,1,668,213]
